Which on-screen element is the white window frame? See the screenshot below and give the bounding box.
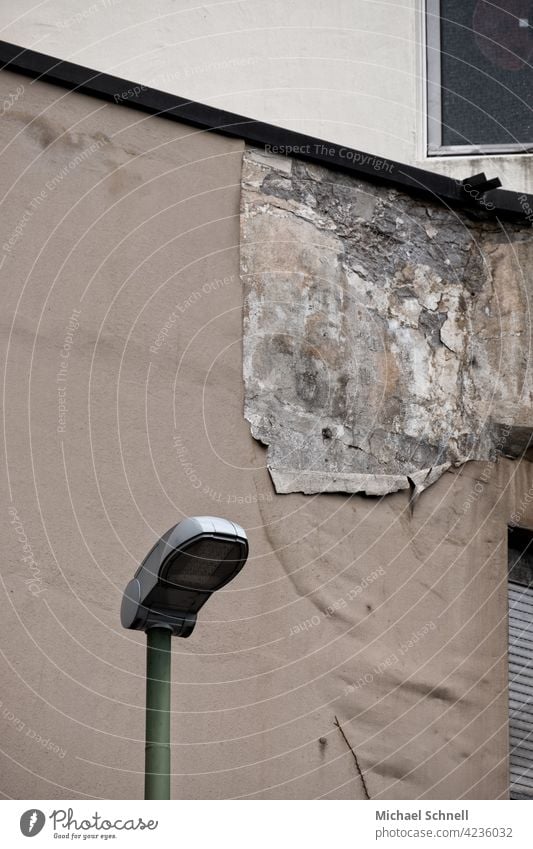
[426,0,533,156]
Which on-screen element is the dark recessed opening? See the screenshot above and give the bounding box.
[508,526,533,586]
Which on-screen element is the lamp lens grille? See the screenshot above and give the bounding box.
[165,537,243,591]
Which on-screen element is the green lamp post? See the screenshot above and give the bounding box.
[120,516,249,800]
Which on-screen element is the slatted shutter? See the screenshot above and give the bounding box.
[509,582,533,799]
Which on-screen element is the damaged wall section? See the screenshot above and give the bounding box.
[240,148,533,496]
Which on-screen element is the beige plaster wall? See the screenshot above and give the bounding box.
[0,69,531,800]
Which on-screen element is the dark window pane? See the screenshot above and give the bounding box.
[440,0,533,146]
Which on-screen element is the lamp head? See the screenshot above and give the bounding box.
[121,516,248,637]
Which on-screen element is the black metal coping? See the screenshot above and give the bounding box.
[1,39,532,223]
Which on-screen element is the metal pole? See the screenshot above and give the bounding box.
[145,626,172,799]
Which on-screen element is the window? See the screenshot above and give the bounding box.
[508,526,533,799]
[427,1,533,155]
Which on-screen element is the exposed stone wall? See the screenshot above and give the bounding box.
[241,148,533,496]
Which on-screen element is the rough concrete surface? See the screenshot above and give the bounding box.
[241,148,533,496]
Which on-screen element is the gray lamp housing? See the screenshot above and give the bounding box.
[120,516,248,637]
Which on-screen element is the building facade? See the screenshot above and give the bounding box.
[2,0,533,191]
[1,1,533,800]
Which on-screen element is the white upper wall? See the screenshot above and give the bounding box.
[2,0,532,193]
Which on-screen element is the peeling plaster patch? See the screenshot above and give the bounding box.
[270,468,411,496]
[240,148,533,496]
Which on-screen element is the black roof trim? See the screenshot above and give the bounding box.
[1,40,532,224]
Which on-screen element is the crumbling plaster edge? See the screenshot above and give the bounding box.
[268,464,452,497]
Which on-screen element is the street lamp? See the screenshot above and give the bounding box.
[121,516,249,800]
